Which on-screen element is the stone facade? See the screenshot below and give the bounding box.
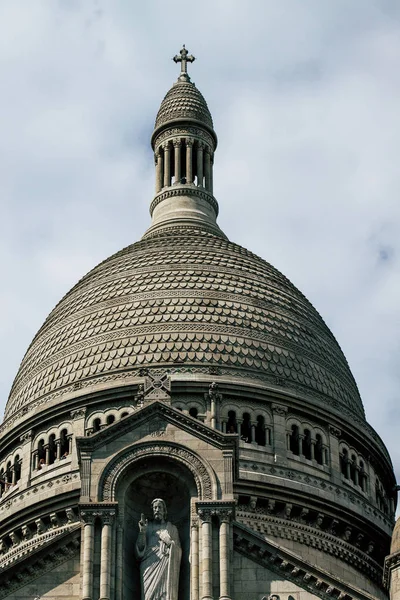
[0,48,397,600]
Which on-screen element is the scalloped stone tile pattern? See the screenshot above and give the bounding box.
[154,81,213,130]
[6,229,364,420]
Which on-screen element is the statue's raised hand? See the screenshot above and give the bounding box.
[138,513,148,533]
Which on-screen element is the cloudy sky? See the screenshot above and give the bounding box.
[1,1,400,482]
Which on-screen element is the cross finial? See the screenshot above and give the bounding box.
[173,45,195,82]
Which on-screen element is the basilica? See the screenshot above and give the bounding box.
[0,47,399,600]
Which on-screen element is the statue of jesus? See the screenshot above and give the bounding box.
[135,498,182,600]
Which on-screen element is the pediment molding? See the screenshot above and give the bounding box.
[0,528,80,599]
[233,522,378,600]
[77,399,237,454]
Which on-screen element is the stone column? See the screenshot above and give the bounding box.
[56,440,61,461]
[173,139,181,183]
[99,511,115,600]
[186,138,194,183]
[209,154,214,194]
[115,519,124,600]
[272,404,288,464]
[204,147,211,191]
[197,141,204,186]
[155,150,163,192]
[163,142,171,187]
[199,510,213,600]
[81,511,95,600]
[219,509,233,600]
[191,519,200,600]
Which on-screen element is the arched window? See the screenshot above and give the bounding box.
[350,454,357,484]
[93,418,101,433]
[315,434,323,465]
[189,407,198,419]
[302,429,312,460]
[121,412,129,418]
[6,461,12,484]
[340,448,348,478]
[14,455,21,482]
[0,469,4,496]
[48,434,56,465]
[359,461,366,491]
[255,415,266,446]
[241,413,251,443]
[227,411,237,434]
[60,429,69,458]
[289,424,300,455]
[106,415,115,426]
[37,439,46,469]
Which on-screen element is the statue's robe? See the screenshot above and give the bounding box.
[137,520,182,600]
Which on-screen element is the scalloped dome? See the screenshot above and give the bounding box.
[153,81,214,138]
[5,227,364,422]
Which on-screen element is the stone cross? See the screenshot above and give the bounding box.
[173,45,195,79]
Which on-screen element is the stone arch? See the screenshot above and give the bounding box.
[99,441,216,502]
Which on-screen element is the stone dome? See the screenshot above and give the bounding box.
[391,518,400,554]
[5,226,364,422]
[152,81,216,146]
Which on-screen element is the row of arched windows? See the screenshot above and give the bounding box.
[339,446,367,492]
[288,424,327,466]
[0,455,21,497]
[86,408,132,435]
[223,411,271,446]
[33,429,72,470]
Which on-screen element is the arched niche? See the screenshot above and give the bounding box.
[115,455,198,600]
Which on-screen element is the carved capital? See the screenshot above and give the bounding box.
[71,408,86,420]
[197,508,212,524]
[173,138,182,147]
[101,510,116,525]
[80,511,96,525]
[162,141,171,151]
[185,138,194,147]
[217,508,233,523]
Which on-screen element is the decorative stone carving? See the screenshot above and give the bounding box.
[135,499,181,600]
[71,408,86,419]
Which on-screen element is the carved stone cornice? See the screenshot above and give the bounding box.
[19,430,33,443]
[153,126,214,150]
[236,508,382,584]
[79,503,118,525]
[383,551,400,588]
[329,425,341,438]
[149,186,219,217]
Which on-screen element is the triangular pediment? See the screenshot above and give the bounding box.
[233,522,378,600]
[77,400,237,456]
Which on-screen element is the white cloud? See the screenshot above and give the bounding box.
[1,1,400,490]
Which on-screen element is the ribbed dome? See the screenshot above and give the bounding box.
[153,81,214,140]
[5,227,364,422]
[390,518,400,554]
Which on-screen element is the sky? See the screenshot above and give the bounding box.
[0,1,400,484]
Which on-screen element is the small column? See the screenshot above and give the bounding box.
[32,451,38,472]
[163,142,171,187]
[311,439,316,461]
[173,139,182,183]
[56,440,62,461]
[45,445,50,465]
[11,467,16,485]
[99,511,115,600]
[186,138,194,183]
[209,153,214,194]
[191,519,200,600]
[197,141,204,186]
[155,151,163,193]
[81,511,95,600]
[204,147,211,191]
[219,510,233,600]
[199,510,213,600]
[251,423,257,445]
[68,436,73,455]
